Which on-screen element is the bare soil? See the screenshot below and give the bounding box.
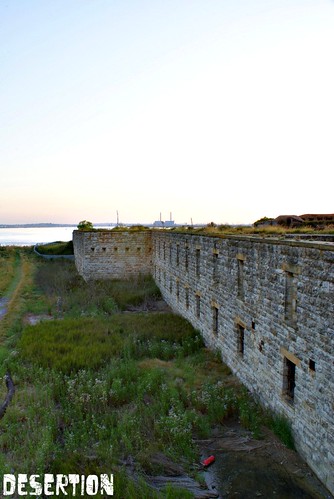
[198,420,332,498]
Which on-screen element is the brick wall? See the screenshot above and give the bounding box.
[73,229,334,494]
[73,230,152,280]
[152,232,334,495]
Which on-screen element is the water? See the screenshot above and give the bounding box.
[0,226,76,246]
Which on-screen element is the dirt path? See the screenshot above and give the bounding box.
[0,252,32,338]
[0,297,9,319]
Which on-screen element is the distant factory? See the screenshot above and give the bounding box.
[153,213,175,227]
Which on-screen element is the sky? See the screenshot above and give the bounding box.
[1,0,334,225]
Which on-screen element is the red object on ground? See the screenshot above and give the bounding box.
[202,455,215,467]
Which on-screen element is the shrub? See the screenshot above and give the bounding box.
[77,220,94,231]
[268,414,295,449]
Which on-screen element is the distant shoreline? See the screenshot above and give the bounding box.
[0,223,115,229]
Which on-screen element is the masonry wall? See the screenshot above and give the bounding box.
[152,232,334,495]
[73,230,152,280]
[73,229,334,494]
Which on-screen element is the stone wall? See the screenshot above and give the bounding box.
[73,229,334,494]
[152,232,334,495]
[73,230,152,280]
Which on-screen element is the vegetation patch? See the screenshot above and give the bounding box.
[0,252,300,496]
[35,240,74,255]
[169,223,334,236]
[0,247,20,298]
[18,313,202,373]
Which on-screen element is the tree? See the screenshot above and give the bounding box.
[77,220,94,231]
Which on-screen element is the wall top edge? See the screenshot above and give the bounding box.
[73,230,334,251]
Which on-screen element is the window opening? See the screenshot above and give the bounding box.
[213,252,218,282]
[213,306,219,335]
[283,357,296,402]
[309,359,316,372]
[285,271,297,326]
[237,258,244,300]
[196,249,200,277]
[237,324,245,356]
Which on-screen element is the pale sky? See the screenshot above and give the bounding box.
[1,0,334,225]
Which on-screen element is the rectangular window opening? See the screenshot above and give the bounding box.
[237,259,244,300]
[237,324,245,356]
[213,306,219,335]
[196,249,200,277]
[309,359,316,372]
[283,357,296,403]
[284,271,297,326]
[213,252,218,282]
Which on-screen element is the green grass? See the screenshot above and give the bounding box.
[103,275,162,310]
[169,224,334,236]
[0,254,296,497]
[0,247,20,298]
[18,313,202,373]
[35,240,74,255]
[267,413,295,449]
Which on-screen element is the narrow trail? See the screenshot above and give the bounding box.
[0,251,30,420]
[0,297,9,319]
[0,251,32,339]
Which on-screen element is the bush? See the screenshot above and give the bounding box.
[77,220,94,231]
[268,414,295,449]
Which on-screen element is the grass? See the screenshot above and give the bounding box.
[18,313,201,373]
[35,240,74,255]
[33,259,161,316]
[267,413,295,449]
[0,250,35,345]
[168,224,334,236]
[75,224,334,238]
[0,247,20,298]
[0,251,295,497]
